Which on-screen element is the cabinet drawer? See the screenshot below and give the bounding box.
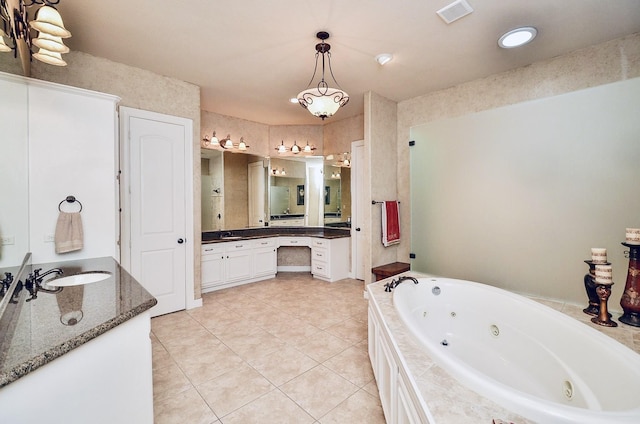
[201,244,224,255]
[252,238,276,248]
[311,238,329,248]
[278,237,310,247]
[312,247,327,261]
[225,241,252,251]
[311,262,330,278]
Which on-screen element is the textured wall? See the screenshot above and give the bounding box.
[365,92,398,284]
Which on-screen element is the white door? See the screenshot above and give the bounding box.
[121,107,192,317]
[351,140,365,280]
[248,161,265,227]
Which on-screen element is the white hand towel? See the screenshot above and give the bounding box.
[55,212,84,253]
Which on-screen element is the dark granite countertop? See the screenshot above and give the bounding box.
[0,257,156,388]
[202,227,350,244]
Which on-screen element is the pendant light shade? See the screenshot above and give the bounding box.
[29,5,72,38]
[297,31,349,120]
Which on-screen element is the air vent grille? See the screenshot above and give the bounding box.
[437,0,474,24]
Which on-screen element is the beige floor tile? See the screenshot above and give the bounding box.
[280,365,359,419]
[161,328,222,357]
[222,389,315,424]
[174,344,245,386]
[267,318,322,346]
[323,345,375,387]
[296,330,352,363]
[249,345,319,386]
[362,379,379,397]
[325,317,368,344]
[152,341,174,371]
[154,387,218,424]
[153,361,192,401]
[152,274,383,424]
[318,389,386,424]
[221,327,287,362]
[196,362,274,417]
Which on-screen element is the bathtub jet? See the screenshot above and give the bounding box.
[393,277,640,424]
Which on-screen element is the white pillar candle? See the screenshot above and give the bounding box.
[591,248,607,263]
[595,264,613,284]
[626,228,640,243]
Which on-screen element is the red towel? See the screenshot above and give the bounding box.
[382,201,400,247]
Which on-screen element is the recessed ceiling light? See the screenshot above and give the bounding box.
[498,26,537,48]
[375,53,393,65]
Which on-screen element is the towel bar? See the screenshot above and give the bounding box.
[372,200,401,205]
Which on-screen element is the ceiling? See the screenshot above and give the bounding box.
[54,0,640,126]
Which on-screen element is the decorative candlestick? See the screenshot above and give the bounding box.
[591,281,617,327]
[583,259,611,316]
[620,241,640,327]
[591,264,617,327]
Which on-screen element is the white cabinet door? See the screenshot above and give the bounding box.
[225,241,253,283]
[201,245,224,290]
[253,239,277,277]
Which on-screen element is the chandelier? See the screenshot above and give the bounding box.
[0,0,72,75]
[297,31,349,120]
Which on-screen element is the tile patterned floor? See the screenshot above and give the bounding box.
[151,273,386,424]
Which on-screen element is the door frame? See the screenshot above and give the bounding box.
[351,139,365,280]
[119,106,198,310]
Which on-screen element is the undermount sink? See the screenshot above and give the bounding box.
[47,271,112,287]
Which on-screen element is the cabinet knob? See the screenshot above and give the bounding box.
[177,238,184,244]
[355,227,361,232]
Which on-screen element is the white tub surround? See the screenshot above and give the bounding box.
[367,274,640,424]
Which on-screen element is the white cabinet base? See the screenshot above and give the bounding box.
[0,312,153,424]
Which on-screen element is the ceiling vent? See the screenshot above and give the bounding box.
[437,0,474,24]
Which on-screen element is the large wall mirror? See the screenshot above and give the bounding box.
[200,148,352,230]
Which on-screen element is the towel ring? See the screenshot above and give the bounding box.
[58,195,83,213]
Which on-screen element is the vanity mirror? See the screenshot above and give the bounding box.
[200,147,352,230]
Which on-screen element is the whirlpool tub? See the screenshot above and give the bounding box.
[392,277,640,424]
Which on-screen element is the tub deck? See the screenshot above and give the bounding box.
[367,272,640,424]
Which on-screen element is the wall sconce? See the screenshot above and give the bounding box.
[272,168,286,176]
[0,0,72,76]
[275,140,317,155]
[201,131,249,150]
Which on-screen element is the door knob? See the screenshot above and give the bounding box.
[177,238,184,244]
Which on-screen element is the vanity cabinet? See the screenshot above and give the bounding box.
[201,235,350,292]
[253,238,278,277]
[369,303,428,424]
[201,238,277,292]
[311,237,349,282]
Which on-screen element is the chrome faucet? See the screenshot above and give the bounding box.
[25,268,64,301]
[384,275,419,292]
[34,268,63,283]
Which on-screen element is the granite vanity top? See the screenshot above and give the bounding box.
[202,226,350,243]
[0,257,156,387]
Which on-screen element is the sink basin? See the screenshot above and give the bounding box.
[47,271,112,287]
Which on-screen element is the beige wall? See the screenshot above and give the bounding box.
[395,32,640,299]
[364,92,399,284]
